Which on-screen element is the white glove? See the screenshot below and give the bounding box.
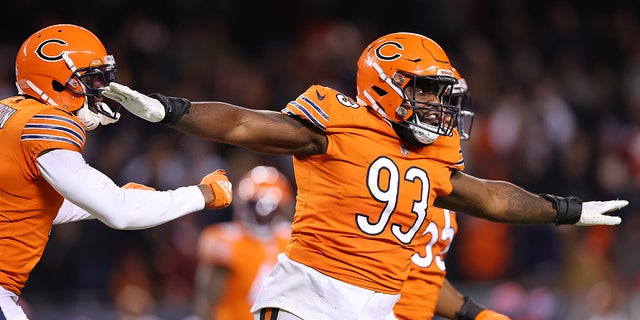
[577,200,628,226]
[102,82,165,122]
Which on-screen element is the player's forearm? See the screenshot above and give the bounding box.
[435,278,464,319]
[437,172,556,224]
[172,101,250,142]
[471,180,555,223]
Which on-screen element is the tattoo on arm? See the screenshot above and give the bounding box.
[441,175,556,224]
[496,184,555,223]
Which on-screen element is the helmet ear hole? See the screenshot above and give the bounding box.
[396,106,409,119]
[52,80,65,92]
[372,86,387,96]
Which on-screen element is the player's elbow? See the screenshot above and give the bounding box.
[96,209,146,230]
[101,217,133,230]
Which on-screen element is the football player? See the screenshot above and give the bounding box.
[103,32,627,320]
[194,166,293,320]
[0,24,232,320]
[395,207,510,320]
[393,70,509,320]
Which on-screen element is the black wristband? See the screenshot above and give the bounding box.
[541,194,582,225]
[455,296,485,320]
[149,93,191,125]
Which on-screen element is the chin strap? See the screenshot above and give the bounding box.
[75,77,121,130]
[76,102,120,130]
[409,114,439,144]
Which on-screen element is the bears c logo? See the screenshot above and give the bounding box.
[35,39,67,62]
[375,41,403,61]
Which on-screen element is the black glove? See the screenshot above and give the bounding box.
[455,296,486,320]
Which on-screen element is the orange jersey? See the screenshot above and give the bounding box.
[197,222,290,320]
[0,96,85,295]
[394,207,459,319]
[282,85,464,294]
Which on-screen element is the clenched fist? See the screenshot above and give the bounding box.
[200,169,232,209]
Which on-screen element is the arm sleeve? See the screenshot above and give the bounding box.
[53,198,95,224]
[38,149,206,230]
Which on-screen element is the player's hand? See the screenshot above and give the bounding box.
[102,82,165,122]
[200,169,232,210]
[102,83,191,124]
[122,182,156,191]
[577,200,627,226]
[474,310,511,320]
[542,194,627,225]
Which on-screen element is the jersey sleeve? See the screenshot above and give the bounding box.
[37,149,207,230]
[438,129,465,171]
[451,129,465,171]
[281,85,333,132]
[21,107,86,162]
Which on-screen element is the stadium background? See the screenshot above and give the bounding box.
[1,0,639,319]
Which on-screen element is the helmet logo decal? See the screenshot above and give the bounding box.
[35,39,68,62]
[375,41,403,61]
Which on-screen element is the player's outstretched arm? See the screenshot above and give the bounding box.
[54,182,158,224]
[39,149,231,230]
[102,82,327,156]
[435,171,627,226]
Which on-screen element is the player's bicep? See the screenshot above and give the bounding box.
[179,102,327,156]
[434,171,493,216]
[231,110,327,156]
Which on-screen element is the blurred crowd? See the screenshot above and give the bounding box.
[1,0,639,319]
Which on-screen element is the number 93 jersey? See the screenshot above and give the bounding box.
[281,85,464,294]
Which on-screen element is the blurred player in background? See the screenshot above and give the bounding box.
[103,32,626,320]
[0,24,232,320]
[194,166,293,320]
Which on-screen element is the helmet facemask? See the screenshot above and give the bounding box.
[449,78,474,141]
[65,54,121,130]
[395,74,459,145]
